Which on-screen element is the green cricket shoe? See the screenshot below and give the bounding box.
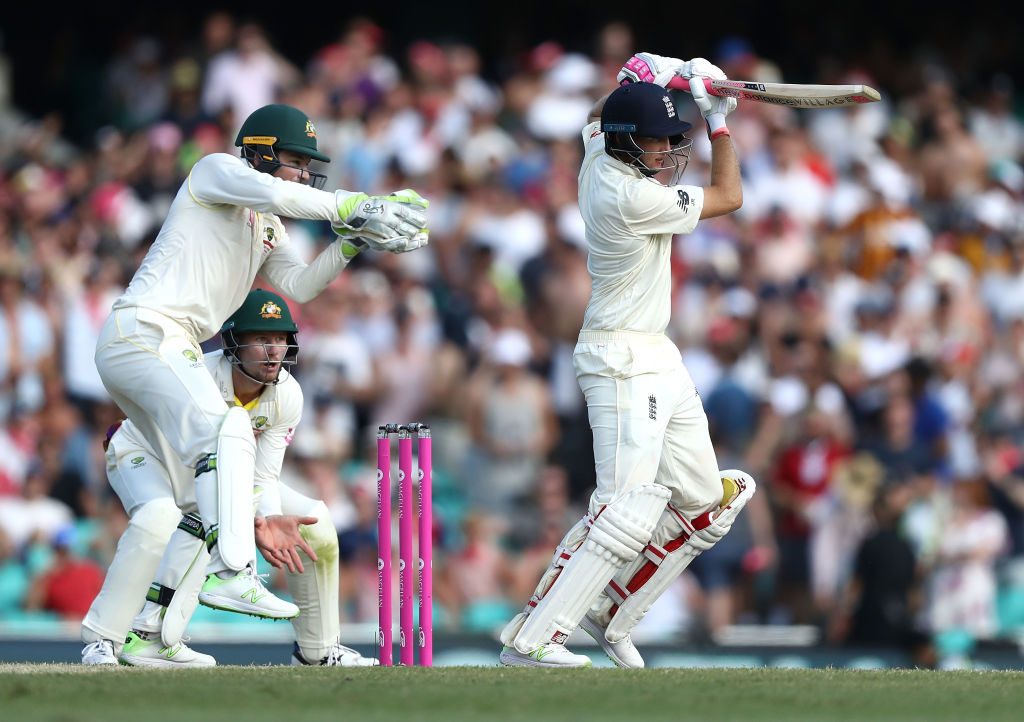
[118,631,216,668]
[198,564,299,619]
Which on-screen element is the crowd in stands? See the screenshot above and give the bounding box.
[1,13,1023,666]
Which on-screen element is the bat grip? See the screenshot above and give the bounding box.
[666,76,718,96]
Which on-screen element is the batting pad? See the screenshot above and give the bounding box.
[512,484,670,653]
[603,470,756,642]
[196,406,256,572]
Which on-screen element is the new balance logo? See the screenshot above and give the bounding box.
[677,190,689,211]
[242,587,266,604]
[649,394,657,420]
[550,631,568,645]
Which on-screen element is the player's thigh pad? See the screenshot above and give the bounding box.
[196,406,256,571]
[512,483,670,652]
[603,469,756,642]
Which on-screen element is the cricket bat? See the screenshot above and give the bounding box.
[665,76,881,108]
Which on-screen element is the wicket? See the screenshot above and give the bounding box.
[376,423,433,666]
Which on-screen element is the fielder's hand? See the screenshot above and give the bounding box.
[617,52,686,87]
[255,514,319,574]
[335,190,428,242]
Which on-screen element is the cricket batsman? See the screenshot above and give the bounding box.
[82,103,428,663]
[499,54,756,668]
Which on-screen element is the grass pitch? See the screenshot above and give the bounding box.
[2,664,1023,722]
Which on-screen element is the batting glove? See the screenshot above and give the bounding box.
[689,78,737,140]
[617,52,686,88]
[680,57,727,81]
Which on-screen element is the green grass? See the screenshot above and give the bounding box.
[2,665,1023,722]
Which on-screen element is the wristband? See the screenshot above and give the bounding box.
[341,238,366,260]
[705,112,728,139]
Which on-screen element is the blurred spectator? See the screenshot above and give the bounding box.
[23,526,104,620]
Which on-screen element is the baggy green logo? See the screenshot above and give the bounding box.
[254,416,268,428]
[131,456,145,466]
[182,350,198,363]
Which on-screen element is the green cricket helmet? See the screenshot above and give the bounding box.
[234,104,329,189]
[221,289,299,385]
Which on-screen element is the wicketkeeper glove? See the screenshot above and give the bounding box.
[335,189,430,256]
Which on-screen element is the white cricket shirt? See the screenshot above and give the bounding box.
[578,121,704,334]
[113,153,353,342]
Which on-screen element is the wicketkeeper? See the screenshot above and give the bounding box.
[83,102,428,664]
[500,53,756,668]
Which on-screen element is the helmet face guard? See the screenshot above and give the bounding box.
[221,289,300,387]
[221,327,298,386]
[604,131,693,180]
[241,142,328,190]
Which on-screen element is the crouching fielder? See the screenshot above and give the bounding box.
[499,53,756,668]
[83,290,374,667]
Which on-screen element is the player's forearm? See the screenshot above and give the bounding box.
[700,137,742,218]
[259,242,351,303]
[588,92,613,122]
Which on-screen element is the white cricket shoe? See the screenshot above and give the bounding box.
[198,565,299,619]
[499,643,592,668]
[580,613,645,669]
[291,640,379,667]
[81,639,119,666]
[118,631,216,668]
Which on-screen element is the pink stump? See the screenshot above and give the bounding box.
[376,426,393,666]
[398,427,415,666]
[417,427,433,666]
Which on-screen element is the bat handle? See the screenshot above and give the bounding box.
[665,76,719,96]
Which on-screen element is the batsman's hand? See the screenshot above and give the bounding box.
[689,75,738,124]
[255,514,319,574]
[617,52,686,87]
[681,57,727,81]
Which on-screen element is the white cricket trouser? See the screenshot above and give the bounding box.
[81,436,193,649]
[574,330,722,516]
[94,306,227,471]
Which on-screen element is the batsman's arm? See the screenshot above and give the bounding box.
[700,134,742,219]
[588,92,613,123]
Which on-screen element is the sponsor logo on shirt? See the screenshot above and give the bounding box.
[677,190,689,211]
[649,394,657,420]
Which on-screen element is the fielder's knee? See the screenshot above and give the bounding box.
[301,501,338,564]
[128,498,181,542]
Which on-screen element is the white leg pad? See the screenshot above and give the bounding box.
[499,515,591,646]
[81,498,180,649]
[512,484,670,653]
[602,470,756,642]
[196,406,256,572]
[132,513,212,648]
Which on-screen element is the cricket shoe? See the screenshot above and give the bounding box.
[118,631,216,668]
[579,613,645,669]
[291,640,379,667]
[198,565,299,619]
[81,639,119,666]
[499,643,592,668]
